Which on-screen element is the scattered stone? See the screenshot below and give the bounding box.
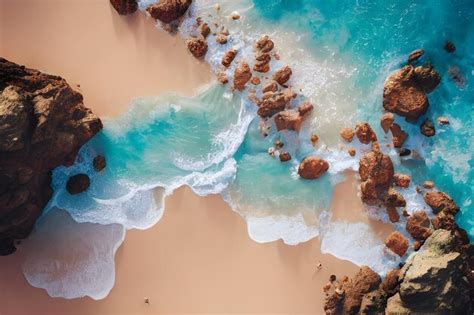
[146,0,192,23]
[262,80,278,93]
[386,206,400,223]
[274,140,284,149]
[348,148,356,157]
[257,89,294,117]
[66,174,90,195]
[272,66,292,85]
[221,48,237,68]
[422,181,435,189]
[250,77,260,85]
[110,0,138,15]
[255,35,274,53]
[231,11,240,20]
[275,103,313,132]
[398,148,411,157]
[298,156,329,180]
[233,62,252,91]
[437,116,450,125]
[420,118,435,137]
[311,134,319,146]
[340,127,355,142]
[424,191,459,215]
[406,211,432,240]
[444,41,456,53]
[93,155,106,172]
[199,22,210,37]
[217,71,228,84]
[186,37,208,58]
[216,33,228,44]
[279,151,291,162]
[390,123,408,148]
[407,49,424,64]
[393,173,410,188]
[330,275,337,282]
[385,231,409,257]
[384,187,406,207]
[447,66,465,87]
[355,122,377,144]
[380,112,394,133]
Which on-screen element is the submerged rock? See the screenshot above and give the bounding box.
[146,0,192,24]
[298,156,329,180]
[233,61,252,91]
[93,155,106,172]
[0,58,102,255]
[444,41,456,53]
[66,174,90,195]
[385,231,409,257]
[110,0,138,15]
[186,37,208,58]
[420,118,435,137]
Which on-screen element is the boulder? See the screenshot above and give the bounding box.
[385,231,409,257]
[382,268,400,297]
[0,58,102,255]
[340,127,355,142]
[393,173,410,188]
[257,90,293,118]
[186,37,208,58]
[233,62,252,91]
[359,150,394,186]
[253,52,271,73]
[93,155,106,172]
[390,123,408,148]
[383,187,406,207]
[420,118,435,137]
[221,48,237,68]
[386,206,400,223]
[406,211,432,240]
[414,64,441,93]
[355,122,377,144]
[255,35,274,53]
[272,66,292,85]
[66,174,90,195]
[262,80,278,93]
[380,112,394,133]
[424,191,459,215]
[146,0,192,23]
[274,103,313,132]
[298,156,329,180]
[110,0,138,15]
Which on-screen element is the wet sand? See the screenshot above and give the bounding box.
[0,1,390,314]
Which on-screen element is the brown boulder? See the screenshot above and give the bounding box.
[221,48,237,68]
[257,90,293,118]
[382,268,400,296]
[406,211,432,240]
[272,66,292,85]
[233,62,252,91]
[342,266,382,314]
[186,37,208,58]
[255,35,274,53]
[359,150,394,186]
[414,65,441,93]
[407,49,424,64]
[0,58,102,255]
[298,156,329,180]
[253,52,271,73]
[393,173,410,188]
[146,0,192,23]
[279,152,291,162]
[340,127,355,142]
[355,122,377,144]
[66,174,90,195]
[93,155,106,172]
[383,187,406,207]
[380,112,394,133]
[390,123,408,148]
[262,80,278,93]
[385,231,409,257]
[424,191,459,215]
[274,103,313,132]
[110,0,138,15]
[420,118,435,137]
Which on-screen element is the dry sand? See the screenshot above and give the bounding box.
[0,1,392,314]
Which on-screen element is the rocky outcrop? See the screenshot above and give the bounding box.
[66,174,90,195]
[385,231,409,257]
[233,61,252,91]
[386,229,472,314]
[355,122,377,144]
[146,0,192,24]
[424,191,459,215]
[383,65,440,121]
[0,58,102,255]
[298,156,329,180]
[274,102,313,132]
[186,37,208,58]
[110,0,138,15]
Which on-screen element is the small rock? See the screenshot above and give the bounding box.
[272,66,292,85]
[221,48,237,68]
[390,123,408,148]
[355,122,377,144]
[447,66,465,87]
[420,119,435,137]
[437,116,450,125]
[298,156,329,180]
[422,181,434,189]
[340,127,355,142]
[66,174,90,195]
[386,206,400,223]
[407,49,424,64]
[384,187,406,207]
[231,11,240,20]
[413,240,422,251]
[274,140,284,149]
[262,80,278,93]
[250,77,260,85]
[310,134,319,146]
[217,72,228,84]
[279,151,291,162]
[216,33,228,44]
[186,37,208,58]
[93,155,106,172]
[399,148,411,157]
[348,148,356,157]
[393,173,410,188]
[233,62,252,91]
[380,112,394,133]
[385,231,409,257]
[199,22,210,37]
[329,274,337,282]
[444,41,456,53]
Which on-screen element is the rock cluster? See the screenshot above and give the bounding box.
[0,58,102,255]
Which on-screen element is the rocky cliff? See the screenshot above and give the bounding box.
[0,58,102,255]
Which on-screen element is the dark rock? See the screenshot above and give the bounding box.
[66,174,90,195]
[420,118,435,137]
[444,41,456,53]
[110,0,138,15]
[146,0,192,23]
[93,155,106,172]
[298,156,329,180]
[279,152,291,162]
[0,58,102,255]
[414,65,441,93]
[399,148,411,157]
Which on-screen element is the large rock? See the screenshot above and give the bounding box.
[355,122,377,144]
[233,61,252,91]
[0,58,102,255]
[383,65,440,121]
[406,211,432,240]
[342,266,382,314]
[386,229,472,314]
[359,150,394,187]
[424,191,459,215]
[385,231,409,257]
[390,123,408,148]
[298,156,329,180]
[110,0,138,15]
[146,0,192,23]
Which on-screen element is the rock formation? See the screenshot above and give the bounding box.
[221,48,237,68]
[298,156,329,179]
[0,58,102,255]
[385,231,409,257]
[110,0,138,15]
[146,0,192,24]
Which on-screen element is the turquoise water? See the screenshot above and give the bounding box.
[24,0,473,300]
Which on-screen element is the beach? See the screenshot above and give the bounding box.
[0,1,399,314]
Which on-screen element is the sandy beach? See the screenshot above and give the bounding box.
[0,1,393,314]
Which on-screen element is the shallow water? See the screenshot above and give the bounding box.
[22,0,473,299]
